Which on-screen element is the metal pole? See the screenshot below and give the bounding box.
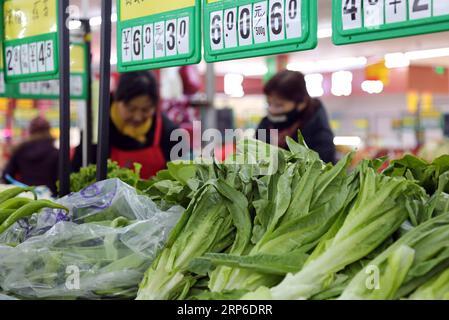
[81,19,93,166]
[96,0,112,181]
[204,63,217,135]
[58,0,71,197]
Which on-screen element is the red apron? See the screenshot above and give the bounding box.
[110,113,166,179]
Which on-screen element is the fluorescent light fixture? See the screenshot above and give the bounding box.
[317,28,333,39]
[384,52,410,69]
[89,16,102,27]
[331,71,353,97]
[68,20,81,30]
[405,47,449,60]
[361,80,384,94]
[305,73,324,97]
[334,136,362,147]
[224,74,245,98]
[89,13,118,27]
[288,56,367,74]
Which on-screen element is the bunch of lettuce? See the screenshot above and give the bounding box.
[68,160,142,193]
[242,162,427,300]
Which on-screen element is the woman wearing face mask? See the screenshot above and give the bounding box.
[72,71,181,179]
[256,70,336,164]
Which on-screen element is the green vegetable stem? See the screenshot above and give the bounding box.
[0,187,37,205]
[0,209,16,225]
[0,197,34,211]
[0,200,69,234]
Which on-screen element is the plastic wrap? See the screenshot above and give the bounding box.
[0,179,183,299]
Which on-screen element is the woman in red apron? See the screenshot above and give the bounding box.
[72,71,181,179]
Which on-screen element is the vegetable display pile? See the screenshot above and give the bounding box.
[1,134,449,300]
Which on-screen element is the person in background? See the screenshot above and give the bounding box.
[72,71,180,179]
[2,117,59,194]
[257,70,336,164]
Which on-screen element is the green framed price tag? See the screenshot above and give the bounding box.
[0,38,9,97]
[203,0,317,63]
[1,0,60,83]
[10,43,89,100]
[333,0,449,45]
[117,0,201,72]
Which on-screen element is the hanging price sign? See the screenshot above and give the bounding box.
[11,43,88,100]
[117,0,201,72]
[333,0,449,45]
[1,0,59,83]
[204,0,317,63]
[0,41,9,97]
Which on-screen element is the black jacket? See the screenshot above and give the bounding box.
[2,137,59,194]
[257,100,336,164]
[72,112,180,172]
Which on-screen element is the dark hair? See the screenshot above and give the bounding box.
[29,116,51,135]
[115,71,160,105]
[263,70,310,104]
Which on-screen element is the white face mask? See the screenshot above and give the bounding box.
[267,113,289,123]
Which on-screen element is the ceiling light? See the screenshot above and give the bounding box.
[361,80,384,94]
[384,52,410,69]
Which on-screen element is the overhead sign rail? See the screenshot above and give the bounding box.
[333,0,449,45]
[116,0,201,72]
[203,0,318,63]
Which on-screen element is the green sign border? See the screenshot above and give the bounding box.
[332,0,449,45]
[0,0,60,83]
[117,1,202,72]
[9,43,89,100]
[203,0,318,63]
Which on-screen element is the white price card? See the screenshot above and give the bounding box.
[19,82,31,94]
[0,72,5,93]
[210,11,224,51]
[51,80,59,95]
[434,0,449,16]
[143,24,154,60]
[239,4,253,46]
[177,17,190,55]
[132,26,143,61]
[154,21,166,58]
[285,0,302,39]
[121,28,132,63]
[20,44,30,74]
[364,0,384,28]
[409,0,431,20]
[253,1,268,44]
[341,0,362,30]
[45,41,55,72]
[13,46,21,75]
[37,42,46,73]
[269,0,285,41]
[5,47,14,76]
[386,0,407,24]
[166,19,178,57]
[30,82,41,95]
[71,75,83,96]
[29,43,38,74]
[224,8,237,48]
[41,81,52,95]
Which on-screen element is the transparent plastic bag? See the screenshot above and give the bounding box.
[0,179,183,299]
[0,179,182,244]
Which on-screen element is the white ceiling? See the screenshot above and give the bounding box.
[71,0,449,71]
